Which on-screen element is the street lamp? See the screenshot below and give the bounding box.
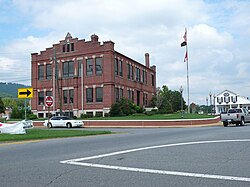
[180,86,183,118]
[209,92,212,114]
[206,97,208,114]
[213,94,216,115]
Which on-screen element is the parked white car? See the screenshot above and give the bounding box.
[44,116,84,128]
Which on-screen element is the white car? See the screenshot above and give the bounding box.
[44,116,84,128]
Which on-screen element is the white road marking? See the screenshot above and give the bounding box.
[60,139,250,182]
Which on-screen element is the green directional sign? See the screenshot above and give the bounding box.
[18,88,33,99]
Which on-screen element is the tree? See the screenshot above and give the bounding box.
[2,98,18,109]
[0,97,5,113]
[110,98,137,117]
[150,85,186,113]
[2,98,29,119]
[161,85,173,113]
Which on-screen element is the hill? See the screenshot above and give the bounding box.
[0,82,30,98]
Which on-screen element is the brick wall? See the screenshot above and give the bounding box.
[34,117,221,127]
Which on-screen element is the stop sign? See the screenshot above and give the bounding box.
[45,96,53,107]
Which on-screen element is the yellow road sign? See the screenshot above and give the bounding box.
[18,88,33,99]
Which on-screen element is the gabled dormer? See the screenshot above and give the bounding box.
[216,89,237,104]
[62,32,75,53]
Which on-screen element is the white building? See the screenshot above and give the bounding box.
[215,90,250,114]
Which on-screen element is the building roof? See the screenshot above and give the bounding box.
[216,89,237,97]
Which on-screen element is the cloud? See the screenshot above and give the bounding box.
[0,33,66,84]
[0,0,249,104]
[0,57,15,71]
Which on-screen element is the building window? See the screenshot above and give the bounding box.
[46,91,52,96]
[143,93,148,106]
[46,64,52,80]
[131,66,134,80]
[136,68,140,82]
[63,90,68,104]
[127,64,130,79]
[217,97,222,103]
[67,43,70,52]
[96,87,103,102]
[115,88,119,102]
[142,70,145,83]
[232,96,237,103]
[63,89,74,104]
[142,70,147,84]
[69,89,74,103]
[86,112,93,117]
[96,111,103,117]
[225,97,230,103]
[78,60,83,77]
[38,92,44,105]
[86,59,93,76]
[95,57,103,76]
[38,65,44,80]
[131,90,134,103]
[120,88,123,98]
[119,60,123,76]
[63,61,74,78]
[115,59,118,76]
[151,74,155,86]
[86,88,93,103]
[63,43,74,53]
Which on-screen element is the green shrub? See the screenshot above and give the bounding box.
[157,109,167,114]
[110,102,122,117]
[26,114,38,120]
[135,105,144,113]
[104,113,110,117]
[0,117,6,122]
[109,98,146,117]
[81,114,88,118]
[144,111,156,116]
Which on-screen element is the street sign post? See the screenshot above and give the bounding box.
[45,96,53,107]
[18,88,33,99]
[17,88,33,120]
[45,96,53,124]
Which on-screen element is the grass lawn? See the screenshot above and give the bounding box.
[88,113,216,120]
[0,128,112,142]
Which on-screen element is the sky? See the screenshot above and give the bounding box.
[0,0,250,105]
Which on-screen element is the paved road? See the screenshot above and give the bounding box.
[1,124,250,187]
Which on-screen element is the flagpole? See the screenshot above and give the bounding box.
[181,28,190,113]
[186,43,190,113]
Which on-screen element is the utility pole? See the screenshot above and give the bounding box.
[54,47,63,116]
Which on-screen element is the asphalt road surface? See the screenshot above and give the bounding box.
[1,124,250,187]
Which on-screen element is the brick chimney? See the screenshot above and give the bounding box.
[91,34,99,42]
[145,53,150,68]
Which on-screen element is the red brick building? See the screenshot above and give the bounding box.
[31,33,156,118]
